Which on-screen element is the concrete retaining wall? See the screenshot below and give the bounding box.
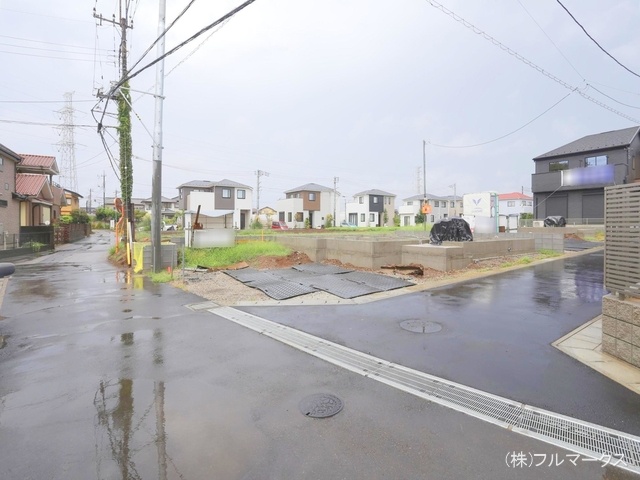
[602,294,640,368]
[402,238,536,272]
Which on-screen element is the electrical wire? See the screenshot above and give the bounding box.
[429,91,573,148]
[516,0,584,81]
[587,84,640,110]
[0,99,95,103]
[555,0,640,79]
[0,34,112,52]
[127,0,198,74]
[0,119,94,127]
[0,50,113,62]
[423,0,640,124]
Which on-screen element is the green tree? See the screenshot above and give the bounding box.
[415,213,425,224]
[324,214,333,228]
[95,207,119,222]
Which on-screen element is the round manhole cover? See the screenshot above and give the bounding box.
[400,320,442,334]
[299,393,343,418]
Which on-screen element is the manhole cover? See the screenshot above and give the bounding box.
[400,320,442,334]
[299,393,344,418]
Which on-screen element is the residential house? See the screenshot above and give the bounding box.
[498,192,532,231]
[531,126,640,221]
[101,197,147,211]
[61,189,83,216]
[276,183,334,228]
[16,154,62,226]
[398,194,462,226]
[141,196,178,221]
[346,189,396,227]
[255,206,277,227]
[178,179,253,230]
[0,143,22,236]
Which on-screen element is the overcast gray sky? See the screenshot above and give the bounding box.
[2,0,639,209]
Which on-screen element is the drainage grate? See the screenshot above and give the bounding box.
[299,393,344,418]
[210,306,640,474]
[248,280,318,300]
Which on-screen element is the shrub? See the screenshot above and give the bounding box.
[95,207,119,222]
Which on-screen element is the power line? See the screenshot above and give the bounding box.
[0,34,113,52]
[0,50,113,63]
[0,41,112,57]
[555,0,640,79]
[429,91,574,148]
[587,84,640,110]
[127,0,197,74]
[0,119,95,127]
[423,0,640,124]
[0,99,95,104]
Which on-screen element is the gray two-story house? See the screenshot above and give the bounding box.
[531,126,640,220]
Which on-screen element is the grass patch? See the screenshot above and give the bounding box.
[150,271,173,283]
[501,256,533,268]
[583,231,605,242]
[538,249,562,258]
[183,241,291,268]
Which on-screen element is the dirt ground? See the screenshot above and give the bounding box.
[171,250,560,306]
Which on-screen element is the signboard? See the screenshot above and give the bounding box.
[463,192,496,217]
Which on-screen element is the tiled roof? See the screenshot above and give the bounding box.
[177,180,216,189]
[499,192,532,201]
[534,126,640,160]
[16,173,48,196]
[284,183,333,193]
[353,189,396,197]
[19,154,57,168]
[216,179,252,189]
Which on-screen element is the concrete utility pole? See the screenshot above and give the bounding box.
[94,1,134,238]
[102,171,106,208]
[333,176,339,227]
[255,170,269,212]
[151,0,167,273]
[423,140,427,232]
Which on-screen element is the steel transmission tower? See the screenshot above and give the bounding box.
[57,92,78,192]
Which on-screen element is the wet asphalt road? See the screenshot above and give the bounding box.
[242,250,640,436]
[0,231,637,480]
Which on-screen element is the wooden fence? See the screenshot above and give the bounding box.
[604,183,640,297]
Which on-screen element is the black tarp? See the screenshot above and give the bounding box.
[544,216,566,227]
[429,217,473,245]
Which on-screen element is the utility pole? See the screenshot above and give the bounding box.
[422,140,427,232]
[333,176,339,227]
[151,0,167,273]
[94,2,134,240]
[102,171,106,208]
[88,188,92,214]
[255,170,269,212]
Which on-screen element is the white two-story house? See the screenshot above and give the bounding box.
[276,183,334,228]
[398,194,462,226]
[346,189,396,227]
[178,179,253,229]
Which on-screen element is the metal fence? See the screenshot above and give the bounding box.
[604,183,640,298]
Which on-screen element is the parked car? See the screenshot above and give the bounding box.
[340,221,357,228]
[271,221,289,230]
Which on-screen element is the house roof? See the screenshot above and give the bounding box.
[142,196,175,203]
[177,180,216,189]
[64,188,83,198]
[0,143,22,162]
[534,126,640,160]
[353,189,396,197]
[284,183,333,194]
[499,192,532,201]
[403,193,454,201]
[16,173,51,198]
[177,179,252,190]
[19,154,59,174]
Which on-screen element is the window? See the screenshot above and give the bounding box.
[295,212,303,222]
[549,160,569,171]
[407,201,413,206]
[309,193,316,201]
[288,212,292,222]
[434,200,439,207]
[430,215,434,222]
[360,213,365,222]
[370,213,375,222]
[585,155,607,167]
[373,197,378,204]
[4,183,8,190]
[450,201,454,208]
[507,201,515,207]
[528,201,532,206]
[222,188,231,198]
[359,197,364,204]
[237,189,246,199]
[521,201,527,207]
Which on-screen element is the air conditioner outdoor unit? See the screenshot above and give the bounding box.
[533,220,544,228]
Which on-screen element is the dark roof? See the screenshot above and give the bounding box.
[353,189,395,197]
[534,126,640,160]
[177,179,252,189]
[284,183,333,194]
[403,193,453,201]
[0,143,21,162]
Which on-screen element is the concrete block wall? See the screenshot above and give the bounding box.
[273,235,327,262]
[403,244,468,271]
[602,294,640,368]
[533,233,564,252]
[324,237,414,269]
